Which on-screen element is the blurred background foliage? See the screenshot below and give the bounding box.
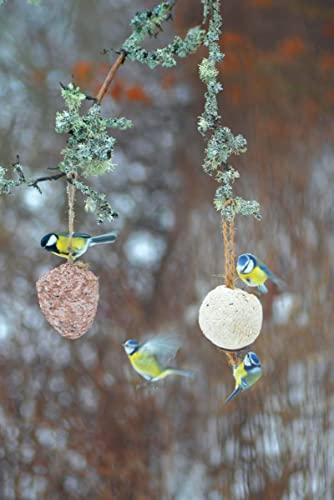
[0,0,334,498]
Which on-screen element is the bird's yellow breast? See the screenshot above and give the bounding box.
[129,350,163,379]
[233,362,248,386]
[56,235,88,257]
[238,265,267,286]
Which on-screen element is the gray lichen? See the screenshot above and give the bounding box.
[123,1,204,68]
[123,22,205,69]
[52,83,133,222]
[198,0,261,221]
[0,161,26,195]
[0,1,206,225]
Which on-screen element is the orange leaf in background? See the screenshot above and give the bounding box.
[248,0,272,6]
[319,53,334,73]
[72,60,94,85]
[99,62,111,75]
[161,72,176,90]
[93,81,103,97]
[223,32,245,47]
[222,52,241,74]
[125,85,151,103]
[110,81,124,101]
[304,98,318,121]
[277,37,306,60]
[229,85,242,105]
[31,68,47,85]
[322,21,334,39]
[326,90,334,105]
[221,32,254,73]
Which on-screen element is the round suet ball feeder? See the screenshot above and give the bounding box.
[36,263,99,340]
[198,285,262,351]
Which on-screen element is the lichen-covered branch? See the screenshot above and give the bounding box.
[71,178,118,224]
[0,0,206,225]
[122,2,205,69]
[55,85,133,180]
[198,0,261,221]
[123,21,205,69]
[0,158,26,194]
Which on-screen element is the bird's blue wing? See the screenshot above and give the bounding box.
[73,232,91,238]
[258,262,286,289]
[141,333,181,365]
[59,232,91,239]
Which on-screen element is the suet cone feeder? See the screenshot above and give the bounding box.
[198,285,262,351]
[36,263,99,340]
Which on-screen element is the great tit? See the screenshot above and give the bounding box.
[40,231,118,261]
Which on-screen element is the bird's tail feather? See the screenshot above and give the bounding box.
[225,386,242,403]
[258,283,268,294]
[271,274,286,290]
[90,232,118,246]
[153,368,195,381]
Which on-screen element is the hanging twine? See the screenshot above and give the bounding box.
[66,172,77,264]
[221,199,239,367]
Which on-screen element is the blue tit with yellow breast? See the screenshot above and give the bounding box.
[236,253,284,294]
[40,231,118,261]
[122,334,194,383]
[225,351,263,403]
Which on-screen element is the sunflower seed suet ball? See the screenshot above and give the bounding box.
[198,285,263,350]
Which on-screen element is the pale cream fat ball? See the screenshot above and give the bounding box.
[198,285,263,350]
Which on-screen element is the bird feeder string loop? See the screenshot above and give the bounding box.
[222,199,239,367]
[67,172,77,264]
[222,198,236,290]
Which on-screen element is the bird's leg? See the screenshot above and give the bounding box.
[74,261,90,270]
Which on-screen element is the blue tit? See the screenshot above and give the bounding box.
[122,334,194,383]
[40,231,118,261]
[236,253,284,294]
[225,351,263,403]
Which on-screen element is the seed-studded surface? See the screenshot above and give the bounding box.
[199,285,263,350]
[36,263,99,340]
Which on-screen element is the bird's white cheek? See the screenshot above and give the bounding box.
[46,235,58,247]
[243,261,254,274]
[124,346,133,355]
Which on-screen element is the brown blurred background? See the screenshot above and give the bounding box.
[0,0,334,498]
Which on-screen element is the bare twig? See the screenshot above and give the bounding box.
[66,172,77,262]
[21,0,178,191]
[28,172,66,193]
[96,50,127,104]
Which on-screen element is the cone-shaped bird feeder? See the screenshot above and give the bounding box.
[37,262,99,340]
[36,174,99,339]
